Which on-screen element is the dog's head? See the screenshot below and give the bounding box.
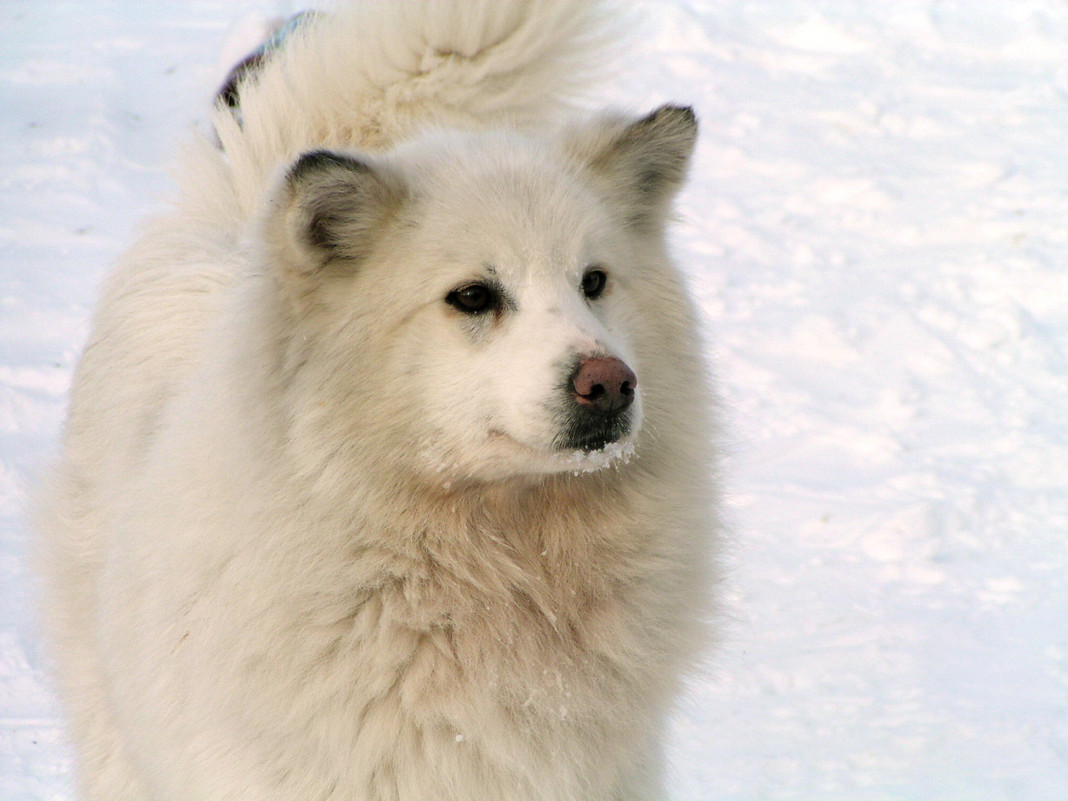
[259,106,697,484]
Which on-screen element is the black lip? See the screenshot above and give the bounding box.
[558,408,632,452]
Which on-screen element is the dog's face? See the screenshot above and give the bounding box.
[262,106,696,483]
[384,136,650,479]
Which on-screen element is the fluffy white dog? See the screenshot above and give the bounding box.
[36,2,720,799]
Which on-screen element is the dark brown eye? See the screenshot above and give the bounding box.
[582,268,608,299]
[446,283,499,314]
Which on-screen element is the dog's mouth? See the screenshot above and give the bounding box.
[485,419,638,475]
[560,437,637,473]
[556,407,634,453]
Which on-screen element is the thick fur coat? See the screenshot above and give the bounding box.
[35,2,720,799]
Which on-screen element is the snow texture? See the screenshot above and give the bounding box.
[2,2,1067,799]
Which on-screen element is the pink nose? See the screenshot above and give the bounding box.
[571,357,637,414]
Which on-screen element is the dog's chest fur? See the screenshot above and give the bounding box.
[205,482,662,796]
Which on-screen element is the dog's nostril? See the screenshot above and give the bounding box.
[572,357,637,414]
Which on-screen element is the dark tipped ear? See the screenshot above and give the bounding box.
[564,104,698,229]
[265,149,405,291]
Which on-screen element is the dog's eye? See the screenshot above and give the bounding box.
[582,268,608,299]
[446,283,499,314]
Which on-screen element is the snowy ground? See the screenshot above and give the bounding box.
[2,2,1067,799]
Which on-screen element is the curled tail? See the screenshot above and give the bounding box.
[208,0,624,214]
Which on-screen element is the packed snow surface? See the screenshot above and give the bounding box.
[2,2,1066,799]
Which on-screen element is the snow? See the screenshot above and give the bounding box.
[2,1,1067,799]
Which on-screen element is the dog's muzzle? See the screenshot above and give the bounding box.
[559,356,637,451]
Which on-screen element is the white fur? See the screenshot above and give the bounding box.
[35,2,720,800]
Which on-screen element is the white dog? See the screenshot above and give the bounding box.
[36,2,720,799]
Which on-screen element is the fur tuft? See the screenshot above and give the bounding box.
[209,0,628,220]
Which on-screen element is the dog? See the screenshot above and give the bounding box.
[35,2,720,799]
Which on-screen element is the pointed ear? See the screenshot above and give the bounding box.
[264,149,406,304]
[563,104,697,229]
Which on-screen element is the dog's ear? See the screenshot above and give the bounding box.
[265,149,406,305]
[563,104,697,230]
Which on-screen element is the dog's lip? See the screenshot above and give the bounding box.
[486,428,565,463]
[486,428,526,448]
[485,427,636,471]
